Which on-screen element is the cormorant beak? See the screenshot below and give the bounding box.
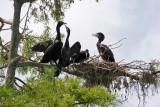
[65,25,69,31]
[92,33,98,37]
[63,22,67,25]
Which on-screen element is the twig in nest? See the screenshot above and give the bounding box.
[109,38,126,47]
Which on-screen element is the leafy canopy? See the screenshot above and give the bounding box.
[0,68,119,107]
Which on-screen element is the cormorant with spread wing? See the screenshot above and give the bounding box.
[31,40,53,53]
[58,25,81,66]
[40,21,66,66]
[92,32,115,62]
[70,49,90,63]
[58,25,71,67]
[55,25,81,76]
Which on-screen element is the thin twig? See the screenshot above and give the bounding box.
[1,28,11,31]
[0,75,32,90]
[0,65,7,69]
[109,38,126,47]
[21,3,32,36]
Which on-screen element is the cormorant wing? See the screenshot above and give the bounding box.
[31,40,53,52]
[101,44,115,62]
[40,40,63,63]
[99,44,110,53]
[70,41,81,57]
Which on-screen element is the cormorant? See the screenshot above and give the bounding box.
[59,25,71,67]
[92,32,115,62]
[70,41,81,57]
[31,40,53,52]
[70,49,90,63]
[55,26,81,77]
[40,21,66,66]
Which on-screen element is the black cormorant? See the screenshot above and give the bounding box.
[70,49,90,63]
[58,25,71,67]
[31,40,53,52]
[55,26,81,77]
[40,21,66,66]
[70,41,81,57]
[92,32,115,62]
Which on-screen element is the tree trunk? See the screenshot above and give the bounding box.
[5,0,22,88]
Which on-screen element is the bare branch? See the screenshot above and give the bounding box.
[0,17,13,25]
[1,28,11,31]
[0,22,4,31]
[0,75,32,90]
[21,3,31,36]
[17,61,52,67]
[152,71,160,75]
[0,65,7,69]
[21,0,37,4]
[14,81,23,89]
[109,38,126,47]
[0,37,9,52]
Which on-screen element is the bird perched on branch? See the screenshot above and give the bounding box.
[56,25,82,76]
[70,49,90,63]
[40,21,66,67]
[31,40,53,53]
[58,25,71,67]
[92,32,115,62]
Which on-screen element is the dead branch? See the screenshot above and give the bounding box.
[0,17,13,25]
[109,38,126,47]
[2,55,160,92]
[0,37,9,52]
[0,65,7,69]
[0,22,4,31]
[21,3,31,36]
[14,81,23,89]
[0,75,32,90]
[17,61,52,67]
[21,0,37,4]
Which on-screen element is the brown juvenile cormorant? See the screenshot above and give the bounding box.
[40,21,66,66]
[31,40,53,52]
[93,32,115,62]
[70,49,90,63]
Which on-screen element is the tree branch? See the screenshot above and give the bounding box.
[21,3,31,36]
[0,17,13,25]
[17,61,52,67]
[0,75,32,90]
[0,37,9,52]
[0,65,7,69]
[0,22,4,31]
[152,71,160,75]
[21,0,37,4]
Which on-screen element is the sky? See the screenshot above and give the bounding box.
[1,0,160,107]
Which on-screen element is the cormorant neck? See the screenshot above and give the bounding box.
[56,26,61,41]
[97,39,102,48]
[66,31,70,40]
[64,31,70,47]
[98,39,102,44]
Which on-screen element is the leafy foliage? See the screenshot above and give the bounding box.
[0,69,119,107]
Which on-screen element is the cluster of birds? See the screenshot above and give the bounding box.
[31,21,115,76]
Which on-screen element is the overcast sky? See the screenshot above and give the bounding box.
[1,0,160,107]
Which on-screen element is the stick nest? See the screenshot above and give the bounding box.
[70,57,160,91]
